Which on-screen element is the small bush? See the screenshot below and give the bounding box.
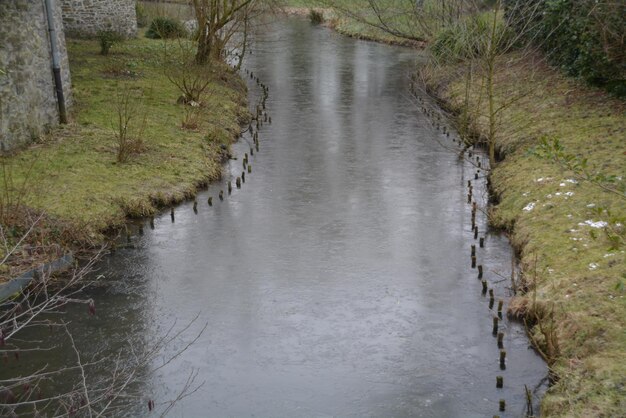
[97,30,123,56]
[309,9,324,25]
[136,3,149,28]
[145,17,186,39]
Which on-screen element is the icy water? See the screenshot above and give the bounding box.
[8,18,546,417]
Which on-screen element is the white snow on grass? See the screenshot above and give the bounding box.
[578,220,609,228]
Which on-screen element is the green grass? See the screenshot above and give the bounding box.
[1,33,248,248]
[428,52,626,417]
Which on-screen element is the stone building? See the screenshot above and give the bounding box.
[0,0,72,152]
[60,0,137,38]
[0,0,137,152]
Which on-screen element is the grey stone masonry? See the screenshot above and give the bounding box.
[61,0,137,38]
[0,0,72,152]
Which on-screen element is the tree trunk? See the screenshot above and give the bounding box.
[195,28,213,65]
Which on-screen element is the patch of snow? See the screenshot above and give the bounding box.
[565,191,574,196]
[523,202,535,211]
[588,263,599,270]
[565,179,578,184]
[586,203,596,208]
[580,220,608,228]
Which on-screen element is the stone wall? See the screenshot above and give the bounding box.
[61,0,137,38]
[0,0,72,153]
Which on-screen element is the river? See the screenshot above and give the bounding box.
[7,17,547,417]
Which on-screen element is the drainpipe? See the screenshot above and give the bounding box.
[43,0,67,124]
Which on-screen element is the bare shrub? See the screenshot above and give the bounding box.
[163,38,214,104]
[113,88,147,163]
[0,231,207,415]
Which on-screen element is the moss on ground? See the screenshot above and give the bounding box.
[1,33,249,280]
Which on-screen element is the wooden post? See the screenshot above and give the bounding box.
[478,265,483,279]
[496,376,503,388]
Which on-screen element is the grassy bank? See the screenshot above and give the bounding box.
[281,1,425,46]
[427,53,625,416]
[284,1,625,415]
[0,33,249,281]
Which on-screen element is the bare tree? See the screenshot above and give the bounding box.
[0,223,207,416]
[414,0,547,166]
[191,0,258,64]
[316,0,474,43]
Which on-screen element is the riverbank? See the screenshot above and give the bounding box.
[280,5,424,47]
[0,34,249,282]
[426,51,625,417]
[287,3,625,416]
